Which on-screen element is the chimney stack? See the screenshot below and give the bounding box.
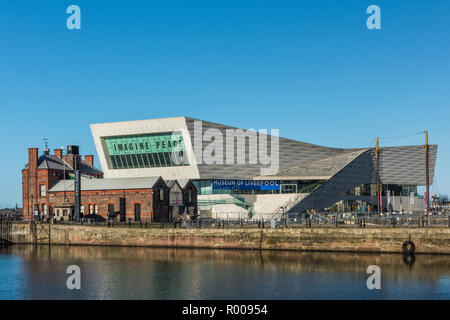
[63,145,81,170]
[84,155,94,166]
[28,148,38,173]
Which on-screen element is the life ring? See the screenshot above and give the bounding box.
[402,240,415,254]
[403,253,416,266]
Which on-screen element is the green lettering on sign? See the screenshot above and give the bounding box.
[105,132,185,155]
[102,132,188,169]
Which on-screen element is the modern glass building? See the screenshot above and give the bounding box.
[90,117,438,218]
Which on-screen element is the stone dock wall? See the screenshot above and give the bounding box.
[7,223,450,254]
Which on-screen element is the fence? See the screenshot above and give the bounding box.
[9,212,450,230]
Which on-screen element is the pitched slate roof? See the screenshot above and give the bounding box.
[24,155,103,174]
[49,177,161,192]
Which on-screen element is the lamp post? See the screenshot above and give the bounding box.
[61,146,66,202]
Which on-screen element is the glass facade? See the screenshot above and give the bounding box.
[103,132,188,169]
[346,184,419,197]
[194,179,324,195]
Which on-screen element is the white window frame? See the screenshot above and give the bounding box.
[40,185,46,197]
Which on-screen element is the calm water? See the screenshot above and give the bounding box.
[0,245,449,300]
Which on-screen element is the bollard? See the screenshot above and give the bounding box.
[145,221,148,229]
[262,219,265,228]
[129,220,131,228]
[140,220,143,228]
[363,218,366,228]
[393,217,396,228]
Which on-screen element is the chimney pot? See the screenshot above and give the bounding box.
[54,149,63,158]
[85,155,94,166]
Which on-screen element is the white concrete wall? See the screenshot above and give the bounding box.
[211,204,249,220]
[251,194,297,214]
[90,117,200,180]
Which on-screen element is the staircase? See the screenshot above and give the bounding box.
[271,193,308,220]
[198,194,252,210]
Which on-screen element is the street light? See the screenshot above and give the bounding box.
[61,146,67,202]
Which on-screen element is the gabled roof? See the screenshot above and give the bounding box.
[166,179,181,189]
[177,179,191,189]
[166,179,191,189]
[49,176,161,192]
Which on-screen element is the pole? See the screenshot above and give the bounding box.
[62,147,66,202]
[425,131,430,219]
[376,138,381,217]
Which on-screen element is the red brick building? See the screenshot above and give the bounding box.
[48,176,170,222]
[22,145,103,220]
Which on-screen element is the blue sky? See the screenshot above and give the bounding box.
[1,1,449,206]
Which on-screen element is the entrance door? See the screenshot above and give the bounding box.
[281,184,297,194]
[108,204,115,220]
[134,203,141,221]
[120,198,126,222]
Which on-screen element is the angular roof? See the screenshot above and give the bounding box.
[24,155,103,174]
[256,149,369,180]
[49,176,161,192]
[184,117,364,179]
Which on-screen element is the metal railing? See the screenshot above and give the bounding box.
[7,212,450,229]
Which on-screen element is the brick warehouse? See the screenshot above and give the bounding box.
[22,145,198,222]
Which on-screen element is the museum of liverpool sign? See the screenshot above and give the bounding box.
[212,179,280,190]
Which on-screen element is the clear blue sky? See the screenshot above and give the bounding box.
[1,0,449,206]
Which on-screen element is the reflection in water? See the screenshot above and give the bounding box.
[0,245,449,300]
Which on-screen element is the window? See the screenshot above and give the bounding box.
[134,203,141,221]
[103,132,189,169]
[160,189,164,201]
[94,204,98,214]
[80,205,84,215]
[42,204,47,217]
[189,190,192,203]
[40,185,46,197]
[89,204,93,214]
